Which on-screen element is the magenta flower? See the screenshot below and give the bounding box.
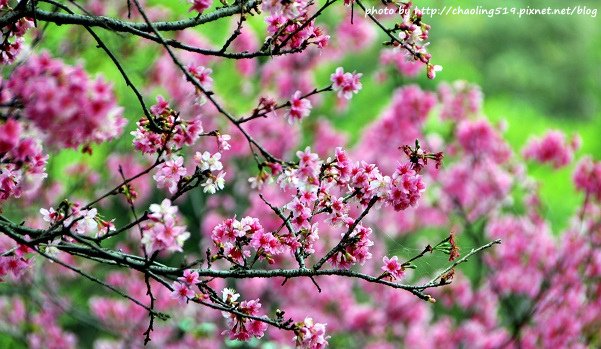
[222,297,268,341]
[523,130,580,169]
[188,0,212,14]
[382,256,405,280]
[8,53,126,148]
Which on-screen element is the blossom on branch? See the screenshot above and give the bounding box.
[286,90,312,124]
[141,199,190,253]
[382,255,405,280]
[8,53,126,149]
[330,67,363,100]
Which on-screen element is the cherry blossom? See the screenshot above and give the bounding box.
[222,298,268,341]
[202,171,226,194]
[171,281,195,303]
[286,90,312,123]
[7,53,126,148]
[187,64,213,90]
[294,317,330,349]
[330,67,363,100]
[381,256,405,280]
[2,2,597,349]
[0,18,34,64]
[0,119,48,204]
[153,156,187,194]
[141,199,190,253]
[0,255,30,279]
[178,269,200,286]
[574,157,601,202]
[194,151,223,172]
[522,130,580,168]
[188,0,212,14]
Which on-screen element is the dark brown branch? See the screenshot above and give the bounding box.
[0,0,260,33]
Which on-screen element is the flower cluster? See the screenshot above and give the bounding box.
[380,48,426,77]
[131,96,230,196]
[64,207,100,236]
[0,17,33,65]
[40,203,115,237]
[214,146,430,270]
[383,163,426,211]
[153,155,187,195]
[132,96,228,195]
[354,86,437,173]
[171,269,200,303]
[7,53,126,148]
[221,288,268,341]
[330,67,362,100]
[211,216,285,264]
[140,199,190,253]
[132,96,203,154]
[0,251,31,281]
[395,3,437,73]
[293,317,330,349]
[0,119,48,204]
[456,119,511,163]
[438,81,483,121]
[522,130,580,169]
[194,151,227,194]
[264,0,329,49]
[331,224,374,269]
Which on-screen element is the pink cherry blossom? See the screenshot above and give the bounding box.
[153,156,187,194]
[7,53,126,148]
[330,67,363,100]
[171,281,195,303]
[0,18,33,64]
[221,294,268,341]
[187,64,213,90]
[286,90,312,123]
[0,119,20,153]
[522,130,580,168]
[438,81,483,121]
[574,157,601,202]
[178,269,200,286]
[294,317,330,349]
[188,0,212,14]
[141,199,190,253]
[382,256,405,280]
[0,256,30,279]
